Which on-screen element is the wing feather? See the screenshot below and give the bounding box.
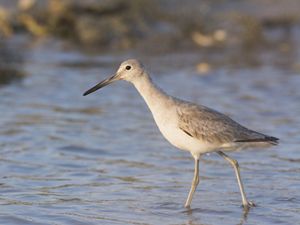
[177,102,271,144]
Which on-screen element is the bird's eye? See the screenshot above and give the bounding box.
[125,65,131,70]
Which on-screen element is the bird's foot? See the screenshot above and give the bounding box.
[243,201,256,209]
[184,203,191,209]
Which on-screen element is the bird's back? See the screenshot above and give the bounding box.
[175,99,278,150]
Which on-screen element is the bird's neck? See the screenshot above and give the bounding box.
[132,72,172,112]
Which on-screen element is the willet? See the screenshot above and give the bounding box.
[83,59,279,209]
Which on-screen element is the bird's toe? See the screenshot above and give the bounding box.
[243,201,256,209]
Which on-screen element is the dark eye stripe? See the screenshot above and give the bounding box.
[126,65,131,70]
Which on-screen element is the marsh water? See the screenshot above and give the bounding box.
[0,40,299,225]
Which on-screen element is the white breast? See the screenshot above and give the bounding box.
[151,108,217,155]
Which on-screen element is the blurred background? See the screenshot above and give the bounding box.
[0,0,299,224]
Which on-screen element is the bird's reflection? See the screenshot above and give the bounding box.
[181,205,252,225]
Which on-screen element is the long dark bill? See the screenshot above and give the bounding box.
[83,74,117,96]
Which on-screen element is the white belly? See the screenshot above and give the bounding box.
[152,110,217,155]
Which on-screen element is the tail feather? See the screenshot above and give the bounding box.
[235,135,279,145]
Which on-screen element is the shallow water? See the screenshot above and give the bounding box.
[0,43,299,225]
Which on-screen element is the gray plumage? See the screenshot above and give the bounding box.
[177,101,279,146]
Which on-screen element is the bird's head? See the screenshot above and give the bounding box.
[83,59,145,96]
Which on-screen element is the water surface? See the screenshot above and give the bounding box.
[0,43,299,225]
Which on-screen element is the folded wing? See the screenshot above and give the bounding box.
[177,102,278,145]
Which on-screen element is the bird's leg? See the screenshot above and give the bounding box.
[218,151,255,209]
[184,157,200,208]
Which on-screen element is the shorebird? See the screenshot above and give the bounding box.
[83,59,278,209]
